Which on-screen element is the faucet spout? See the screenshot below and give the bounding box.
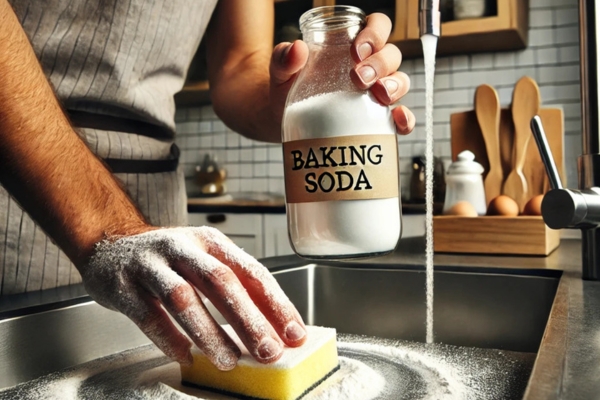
[419,0,441,37]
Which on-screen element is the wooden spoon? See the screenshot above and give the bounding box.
[503,76,541,212]
[475,84,502,205]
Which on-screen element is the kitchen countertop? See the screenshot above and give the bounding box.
[187,193,433,215]
[263,237,598,400]
[2,236,598,398]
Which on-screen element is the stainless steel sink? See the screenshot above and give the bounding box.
[272,262,560,353]
[0,258,561,396]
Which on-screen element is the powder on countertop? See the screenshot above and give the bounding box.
[0,334,535,400]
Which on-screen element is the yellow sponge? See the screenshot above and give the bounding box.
[181,325,339,400]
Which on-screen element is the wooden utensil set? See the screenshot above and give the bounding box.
[450,76,565,213]
[433,76,564,256]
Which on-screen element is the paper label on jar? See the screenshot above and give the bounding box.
[283,134,399,203]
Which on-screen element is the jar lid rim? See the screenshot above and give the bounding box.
[300,6,366,33]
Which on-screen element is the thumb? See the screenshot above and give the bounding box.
[270,40,309,86]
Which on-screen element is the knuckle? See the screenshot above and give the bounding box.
[164,284,196,312]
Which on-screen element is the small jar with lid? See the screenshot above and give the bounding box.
[282,6,401,259]
[443,150,486,215]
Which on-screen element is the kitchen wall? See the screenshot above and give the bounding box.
[175,0,581,197]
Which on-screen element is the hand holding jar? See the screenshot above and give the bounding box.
[273,6,412,259]
[269,8,415,137]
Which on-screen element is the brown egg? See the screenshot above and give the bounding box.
[487,195,519,216]
[445,201,478,217]
[523,194,544,215]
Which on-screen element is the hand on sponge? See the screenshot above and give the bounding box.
[181,325,339,400]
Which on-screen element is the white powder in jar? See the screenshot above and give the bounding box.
[283,91,401,257]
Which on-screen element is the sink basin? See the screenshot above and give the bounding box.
[272,262,560,353]
[0,258,561,397]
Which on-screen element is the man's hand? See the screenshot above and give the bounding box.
[270,13,415,136]
[82,227,307,371]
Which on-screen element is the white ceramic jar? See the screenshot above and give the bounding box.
[443,150,487,215]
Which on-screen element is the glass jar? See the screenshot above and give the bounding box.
[282,6,401,259]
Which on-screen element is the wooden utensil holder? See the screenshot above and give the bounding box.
[433,216,560,256]
[432,107,564,256]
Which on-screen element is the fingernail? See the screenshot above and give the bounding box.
[285,321,306,342]
[358,43,372,61]
[384,79,399,97]
[397,109,409,132]
[358,65,376,84]
[258,337,282,361]
[217,351,239,371]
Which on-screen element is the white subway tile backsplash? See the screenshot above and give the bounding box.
[227,178,241,193]
[212,133,225,147]
[197,121,211,133]
[240,163,253,178]
[515,49,536,67]
[530,9,553,28]
[268,163,284,178]
[199,134,212,149]
[538,65,580,84]
[529,28,556,47]
[471,53,494,69]
[227,163,240,178]
[268,146,283,162]
[226,132,240,147]
[253,147,268,162]
[199,106,216,119]
[494,53,516,68]
[554,26,580,45]
[435,73,451,89]
[555,7,579,26]
[175,1,582,196]
[433,124,450,140]
[253,163,268,177]
[268,178,284,194]
[240,149,253,162]
[536,47,559,64]
[434,89,470,106]
[452,55,470,71]
[226,149,240,163]
[559,45,580,63]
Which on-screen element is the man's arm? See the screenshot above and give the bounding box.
[205,0,282,143]
[205,0,415,144]
[0,0,151,266]
[0,0,307,368]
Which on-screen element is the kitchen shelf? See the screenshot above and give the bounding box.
[398,0,529,58]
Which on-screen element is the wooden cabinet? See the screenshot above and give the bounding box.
[176,0,529,106]
[398,0,529,58]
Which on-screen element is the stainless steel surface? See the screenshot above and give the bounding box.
[419,0,441,37]
[532,30,600,278]
[531,116,562,190]
[273,264,558,353]
[3,238,600,399]
[0,301,150,390]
